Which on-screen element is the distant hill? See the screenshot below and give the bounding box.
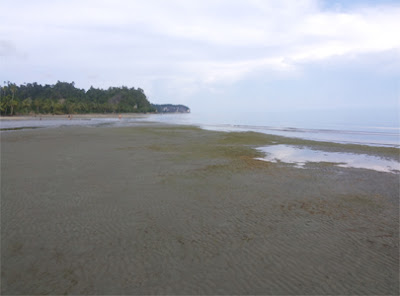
[152,104,190,113]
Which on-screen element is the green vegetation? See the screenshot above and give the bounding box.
[121,125,269,172]
[0,81,156,115]
[152,104,190,113]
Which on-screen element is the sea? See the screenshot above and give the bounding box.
[1,110,399,148]
[141,110,400,148]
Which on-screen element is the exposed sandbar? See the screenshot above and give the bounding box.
[1,124,399,295]
[0,113,149,121]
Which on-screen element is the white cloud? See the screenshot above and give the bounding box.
[1,0,399,101]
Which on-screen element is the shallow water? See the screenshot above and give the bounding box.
[140,112,400,148]
[256,144,400,173]
[1,112,399,147]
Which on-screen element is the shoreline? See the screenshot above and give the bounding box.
[1,113,398,149]
[1,117,398,159]
[1,118,399,170]
[0,113,152,120]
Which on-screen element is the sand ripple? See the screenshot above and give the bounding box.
[1,126,398,294]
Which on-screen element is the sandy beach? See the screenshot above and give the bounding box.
[0,113,150,120]
[1,123,399,295]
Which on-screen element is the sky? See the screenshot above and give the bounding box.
[1,0,399,118]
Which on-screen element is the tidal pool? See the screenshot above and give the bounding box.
[256,144,400,173]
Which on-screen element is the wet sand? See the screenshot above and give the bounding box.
[1,124,399,295]
[0,113,149,120]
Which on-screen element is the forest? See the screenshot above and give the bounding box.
[0,81,156,115]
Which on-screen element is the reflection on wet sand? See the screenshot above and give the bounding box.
[256,144,400,173]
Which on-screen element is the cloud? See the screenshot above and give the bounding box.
[0,40,18,56]
[0,40,28,59]
[0,0,399,110]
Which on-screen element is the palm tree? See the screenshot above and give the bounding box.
[33,99,41,114]
[9,83,17,115]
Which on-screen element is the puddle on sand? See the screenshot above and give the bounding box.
[256,145,400,173]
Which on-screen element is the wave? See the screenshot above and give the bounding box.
[199,123,400,148]
[1,115,399,148]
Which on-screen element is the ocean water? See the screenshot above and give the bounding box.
[141,110,399,148]
[1,110,399,148]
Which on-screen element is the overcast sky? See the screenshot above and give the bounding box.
[1,0,399,115]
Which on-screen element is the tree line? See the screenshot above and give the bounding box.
[0,81,156,116]
[152,104,190,113]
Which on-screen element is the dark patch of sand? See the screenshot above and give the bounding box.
[1,124,399,294]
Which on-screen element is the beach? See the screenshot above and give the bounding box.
[1,123,399,294]
[0,113,150,121]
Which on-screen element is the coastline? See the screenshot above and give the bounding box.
[0,113,151,120]
[1,113,399,148]
[0,113,400,149]
[1,123,399,294]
